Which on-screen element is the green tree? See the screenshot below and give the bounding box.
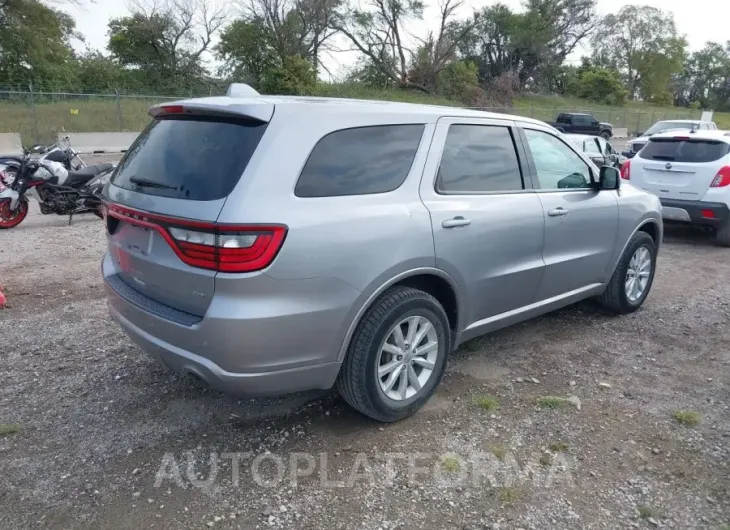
[436,60,478,100]
[591,5,687,100]
[574,68,627,106]
[333,0,473,93]
[260,55,316,95]
[107,0,225,92]
[216,18,278,87]
[459,0,597,89]
[0,0,77,88]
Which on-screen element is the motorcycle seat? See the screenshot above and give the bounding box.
[64,163,113,188]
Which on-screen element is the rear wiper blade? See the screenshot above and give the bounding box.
[128,176,177,190]
[651,156,675,161]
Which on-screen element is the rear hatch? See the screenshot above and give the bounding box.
[630,136,730,200]
[104,103,273,316]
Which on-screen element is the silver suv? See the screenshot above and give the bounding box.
[102,84,663,422]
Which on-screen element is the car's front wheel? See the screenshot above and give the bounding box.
[337,287,451,422]
[598,231,657,313]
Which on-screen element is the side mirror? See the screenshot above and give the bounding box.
[599,166,620,190]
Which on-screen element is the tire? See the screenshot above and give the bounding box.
[716,222,730,247]
[336,286,451,422]
[0,198,28,229]
[598,231,656,314]
[600,131,611,141]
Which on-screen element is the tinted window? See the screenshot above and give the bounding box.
[437,125,523,193]
[641,138,730,163]
[557,114,570,124]
[524,129,593,190]
[111,117,267,201]
[295,125,424,197]
[574,115,589,126]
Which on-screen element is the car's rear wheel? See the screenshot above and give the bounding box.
[600,131,611,141]
[598,231,656,314]
[716,222,730,247]
[337,286,451,422]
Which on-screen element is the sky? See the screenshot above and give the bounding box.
[65,0,730,79]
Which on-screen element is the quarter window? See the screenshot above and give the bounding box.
[524,129,593,190]
[584,138,601,155]
[295,125,424,197]
[436,124,523,193]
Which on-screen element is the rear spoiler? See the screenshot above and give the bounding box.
[148,84,273,122]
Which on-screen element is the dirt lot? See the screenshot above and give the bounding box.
[1,202,729,530]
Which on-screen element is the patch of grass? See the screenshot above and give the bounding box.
[637,505,655,520]
[671,410,700,427]
[498,486,524,505]
[490,444,508,461]
[472,394,500,412]
[441,456,461,473]
[536,396,568,409]
[539,454,552,467]
[0,423,22,436]
[549,442,569,452]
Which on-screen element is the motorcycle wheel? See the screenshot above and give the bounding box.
[0,198,29,229]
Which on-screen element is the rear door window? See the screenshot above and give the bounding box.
[294,125,424,197]
[641,138,730,163]
[436,124,524,193]
[111,116,268,201]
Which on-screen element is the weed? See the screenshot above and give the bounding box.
[671,410,700,426]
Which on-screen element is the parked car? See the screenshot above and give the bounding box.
[622,119,717,159]
[565,133,623,168]
[101,84,663,422]
[621,129,730,245]
[547,113,613,139]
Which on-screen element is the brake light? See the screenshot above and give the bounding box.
[701,209,716,219]
[104,203,287,273]
[710,166,730,187]
[161,105,184,114]
[620,159,631,180]
[673,136,691,140]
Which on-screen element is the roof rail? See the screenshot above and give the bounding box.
[227,83,260,97]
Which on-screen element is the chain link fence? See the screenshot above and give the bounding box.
[0,86,702,147]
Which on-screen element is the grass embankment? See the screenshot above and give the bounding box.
[1,83,727,146]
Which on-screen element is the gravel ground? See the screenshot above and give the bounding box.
[1,191,728,530]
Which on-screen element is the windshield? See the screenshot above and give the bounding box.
[644,121,696,136]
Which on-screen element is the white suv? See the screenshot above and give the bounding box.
[623,130,730,245]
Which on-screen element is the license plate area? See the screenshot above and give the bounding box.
[117,221,153,256]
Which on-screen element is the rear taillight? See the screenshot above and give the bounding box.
[620,159,631,180]
[710,166,730,187]
[105,203,287,273]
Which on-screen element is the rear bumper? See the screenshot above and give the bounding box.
[660,199,730,228]
[102,252,358,396]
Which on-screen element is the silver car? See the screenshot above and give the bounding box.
[102,84,663,422]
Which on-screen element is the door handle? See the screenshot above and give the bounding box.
[548,207,569,217]
[442,216,471,228]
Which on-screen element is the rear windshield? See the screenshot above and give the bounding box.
[644,121,696,135]
[111,116,268,201]
[640,138,730,163]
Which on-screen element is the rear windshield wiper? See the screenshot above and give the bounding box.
[128,176,177,190]
[651,156,676,161]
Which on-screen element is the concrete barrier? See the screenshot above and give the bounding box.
[612,127,629,139]
[59,132,140,154]
[0,133,23,155]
